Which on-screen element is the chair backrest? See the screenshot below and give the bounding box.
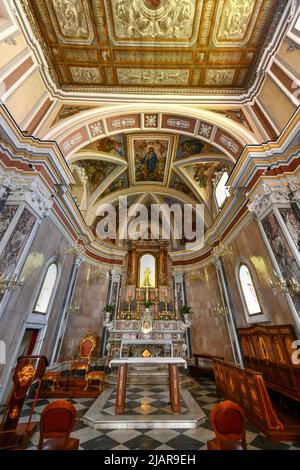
[38,400,76,449]
[79,334,96,359]
[210,400,246,442]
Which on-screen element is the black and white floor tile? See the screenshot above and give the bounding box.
[7,377,300,450]
[102,386,190,416]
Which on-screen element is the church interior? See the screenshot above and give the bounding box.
[0,0,300,453]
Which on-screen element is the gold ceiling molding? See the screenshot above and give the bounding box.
[213,0,263,47]
[48,0,94,44]
[17,0,288,95]
[104,0,203,47]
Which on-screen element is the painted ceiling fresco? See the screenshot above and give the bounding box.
[185,162,229,202]
[52,105,92,126]
[129,135,174,184]
[214,109,253,131]
[84,134,126,158]
[101,170,129,198]
[21,0,286,94]
[176,136,223,159]
[169,172,196,199]
[71,130,234,238]
[76,159,118,192]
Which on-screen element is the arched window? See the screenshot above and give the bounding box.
[34,263,58,314]
[238,264,261,315]
[215,171,229,208]
[139,254,156,288]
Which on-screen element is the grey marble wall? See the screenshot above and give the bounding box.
[223,219,292,328]
[0,216,73,397]
[59,262,110,361]
[185,263,233,361]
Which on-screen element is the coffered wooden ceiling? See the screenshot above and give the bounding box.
[21,0,287,94]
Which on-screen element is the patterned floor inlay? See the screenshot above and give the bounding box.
[2,377,300,450]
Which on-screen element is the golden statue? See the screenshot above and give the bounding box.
[142,267,153,287]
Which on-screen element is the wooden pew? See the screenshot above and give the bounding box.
[238,324,300,404]
[190,353,224,378]
[213,359,300,441]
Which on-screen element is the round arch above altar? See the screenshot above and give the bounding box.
[43,104,257,161]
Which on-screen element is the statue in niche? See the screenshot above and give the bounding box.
[142,267,154,287]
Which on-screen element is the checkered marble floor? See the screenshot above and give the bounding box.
[102,386,189,416]
[6,377,300,450]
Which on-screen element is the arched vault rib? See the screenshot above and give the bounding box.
[68,151,127,166]
[87,186,211,228]
[42,104,257,161]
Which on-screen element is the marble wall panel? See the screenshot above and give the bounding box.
[185,263,233,361]
[279,207,300,252]
[59,262,110,361]
[0,217,73,396]
[0,208,36,274]
[223,219,292,328]
[0,205,18,242]
[261,211,300,314]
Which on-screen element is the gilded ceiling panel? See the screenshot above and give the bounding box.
[104,0,202,47]
[20,0,287,93]
[48,0,95,44]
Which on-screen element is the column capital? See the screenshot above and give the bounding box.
[248,183,291,219]
[212,256,222,270]
[111,269,122,282]
[287,181,300,205]
[172,271,184,283]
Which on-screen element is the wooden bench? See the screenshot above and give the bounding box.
[190,354,224,378]
[213,359,300,441]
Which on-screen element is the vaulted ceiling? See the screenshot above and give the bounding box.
[70,130,233,246]
[20,0,286,94]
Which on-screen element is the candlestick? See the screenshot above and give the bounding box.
[137,299,140,320]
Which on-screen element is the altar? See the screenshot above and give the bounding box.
[120,339,174,358]
[106,320,188,363]
[103,240,190,369]
[110,357,187,414]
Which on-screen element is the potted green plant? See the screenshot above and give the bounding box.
[143,300,153,312]
[181,305,192,324]
[103,304,113,323]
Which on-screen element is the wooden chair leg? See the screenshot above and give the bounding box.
[84,377,89,392]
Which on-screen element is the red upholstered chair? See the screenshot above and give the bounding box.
[38,400,79,450]
[207,400,247,450]
[71,334,96,387]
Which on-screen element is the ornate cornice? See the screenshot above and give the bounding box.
[0,172,53,218]
[247,183,293,219]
